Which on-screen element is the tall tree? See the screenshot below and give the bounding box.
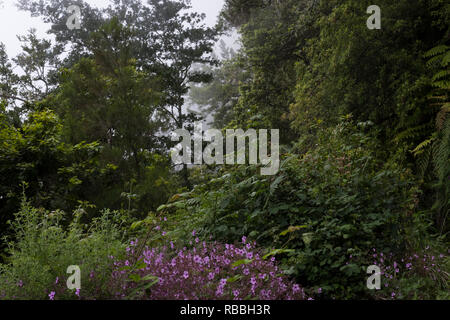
[18,0,221,186]
[188,40,248,128]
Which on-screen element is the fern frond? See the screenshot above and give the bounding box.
[424,45,449,58]
[432,70,450,82]
[412,136,436,156]
[432,117,450,182]
[394,123,433,143]
[416,146,432,178]
[432,80,450,89]
[442,51,450,67]
[436,104,450,129]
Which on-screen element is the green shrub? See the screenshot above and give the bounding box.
[161,119,421,298]
[366,246,449,300]
[0,199,127,300]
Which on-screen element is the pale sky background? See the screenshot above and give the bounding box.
[0,0,237,125]
[0,0,238,58]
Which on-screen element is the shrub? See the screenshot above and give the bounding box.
[0,199,127,300]
[160,119,421,298]
[0,200,307,300]
[107,236,307,300]
[366,247,449,300]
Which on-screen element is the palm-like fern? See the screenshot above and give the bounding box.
[415,44,450,234]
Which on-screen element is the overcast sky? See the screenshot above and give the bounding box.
[0,0,236,58]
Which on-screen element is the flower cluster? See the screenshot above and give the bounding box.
[368,247,448,299]
[110,236,307,300]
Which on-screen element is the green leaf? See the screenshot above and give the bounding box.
[128,274,141,282]
[263,249,295,260]
[227,275,242,283]
[130,220,143,230]
[156,204,167,212]
[279,225,308,236]
[231,259,253,268]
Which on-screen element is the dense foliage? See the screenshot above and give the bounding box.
[0,0,448,300]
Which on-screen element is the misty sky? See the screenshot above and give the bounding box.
[0,0,235,58]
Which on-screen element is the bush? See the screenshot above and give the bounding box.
[108,235,307,300]
[367,247,449,300]
[0,199,127,300]
[0,199,307,300]
[160,119,422,298]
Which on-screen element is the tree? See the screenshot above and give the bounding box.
[222,0,318,143]
[188,40,248,128]
[18,0,221,187]
[45,18,172,212]
[0,104,110,247]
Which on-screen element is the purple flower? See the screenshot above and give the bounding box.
[111,239,307,300]
[49,291,55,300]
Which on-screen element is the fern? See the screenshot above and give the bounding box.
[412,136,436,156]
[419,44,450,234]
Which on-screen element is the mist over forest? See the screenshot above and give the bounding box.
[0,0,448,301]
